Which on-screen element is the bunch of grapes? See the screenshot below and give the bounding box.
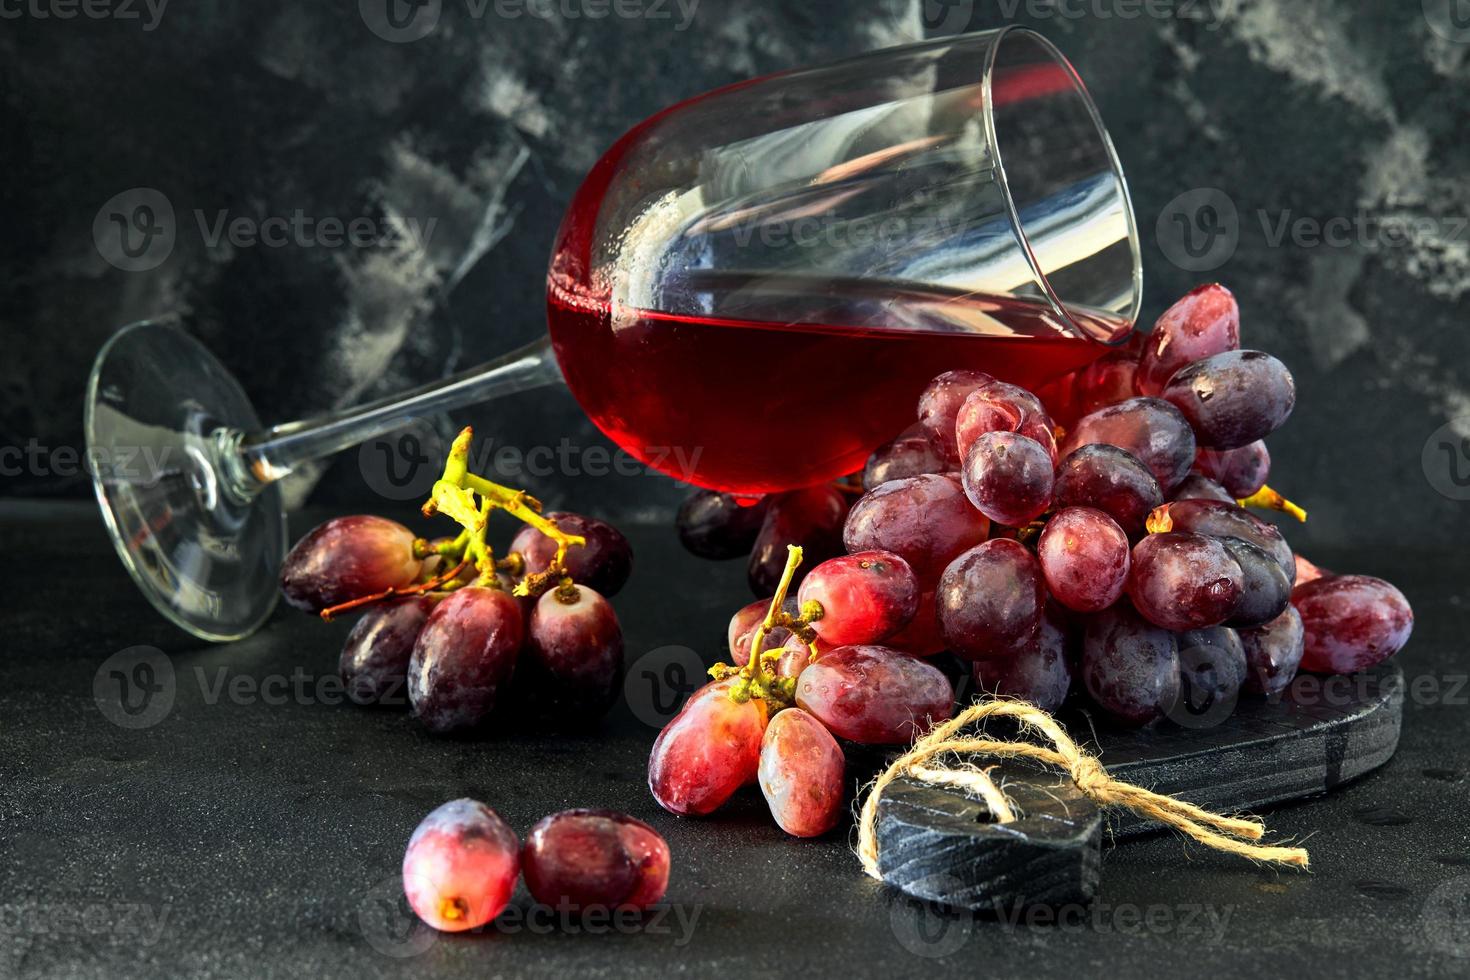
[401,799,670,932]
[277,428,634,735]
[661,284,1414,837]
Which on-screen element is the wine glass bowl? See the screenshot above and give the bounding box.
[87,27,1141,640]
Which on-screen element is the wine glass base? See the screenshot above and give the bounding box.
[85,319,287,642]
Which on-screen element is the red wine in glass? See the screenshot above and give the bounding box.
[86,27,1142,639]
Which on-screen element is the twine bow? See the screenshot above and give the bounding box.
[856,698,1310,876]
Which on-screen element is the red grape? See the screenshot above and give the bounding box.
[1239,606,1305,696]
[522,809,670,911]
[1061,397,1197,492]
[1170,473,1236,504]
[648,678,768,815]
[1081,604,1181,727]
[408,587,524,734]
[758,707,846,837]
[885,589,946,657]
[972,601,1074,712]
[795,645,953,744]
[1162,350,1296,450]
[864,423,946,489]
[677,490,767,560]
[917,369,994,467]
[960,430,1054,527]
[1038,507,1130,613]
[954,381,1057,465]
[341,596,435,706]
[402,799,519,932]
[1294,554,1330,585]
[772,631,820,680]
[511,512,634,597]
[1148,499,1294,583]
[1076,349,1140,415]
[1195,442,1270,498]
[748,485,847,596]
[843,474,989,581]
[1292,575,1413,674]
[727,597,797,666]
[936,539,1045,662]
[279,515,422,612]
[523,585,623,715]
[1127,532,1243,631]
[798,550,920,646]
[1135,283,1241,397]
[1052,444,1163,538]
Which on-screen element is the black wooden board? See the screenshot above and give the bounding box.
[874,662,1405,911]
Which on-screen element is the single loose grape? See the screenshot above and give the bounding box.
[758,707,846,837]
[280,515,422,612]
[402,799,519,932]
[1037,507,1130,613]
[522,809,670,911]
[795,645,953,744]
[797,550,920,646]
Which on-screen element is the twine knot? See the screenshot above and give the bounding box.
[856,697,1310,880]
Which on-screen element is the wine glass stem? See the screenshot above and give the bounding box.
[218,335,561,500]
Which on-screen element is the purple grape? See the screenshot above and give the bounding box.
[1195,442,1270,498]
[676,490,767,560]
[402,799,519,932]
[917,369,995,467]
[748,484,848,596]
[1239,606,1305,696]
[843,474,990,581]
[1220,538,1291,628]
[1169,626,1247,727]
[1135,284,1241,397]
[522,809,670,911]
[1149,499,1294,584]
[1037,507,1130,613]
[960,430,1054,527]
[954,381,1058,465]
[1052,444,1164,538]
[863,423,946,489]
[936,539,1045,662]
[1163,350,1296,450]
[795,645,953,744]
[280,515,422,612]
[1170,473,1236,504]
[1127,532,1244,631]
[1293,575,1413,674]
[1061,397,1197,492]
[408,587,524,734]
[340,596,434,706]
[522,585,623,716]
[972,601,1074,712]
[1081,604,1181,728]
[511,512,633,597]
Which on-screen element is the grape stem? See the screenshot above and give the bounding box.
[1238,485,1307,522]
[717,544,807,707]
[318,557,471,622]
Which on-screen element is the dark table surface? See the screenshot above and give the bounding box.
[2,500,1468,980]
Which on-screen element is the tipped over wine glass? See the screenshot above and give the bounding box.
[85,27,1142,641]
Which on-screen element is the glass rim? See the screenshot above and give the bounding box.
[980,26,1144,344]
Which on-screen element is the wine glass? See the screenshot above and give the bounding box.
[86,26,1141,641]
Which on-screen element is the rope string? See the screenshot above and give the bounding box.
[856,698,1310,878]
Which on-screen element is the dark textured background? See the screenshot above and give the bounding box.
[3,0,1470,556]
